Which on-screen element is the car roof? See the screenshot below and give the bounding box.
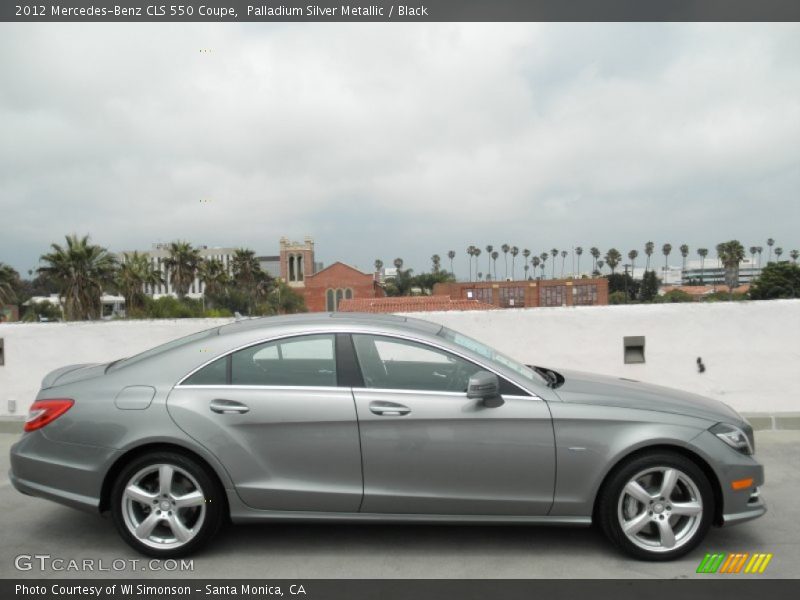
[216,312,443,337]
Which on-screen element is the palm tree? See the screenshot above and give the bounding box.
[749,246,758,268]
[790,249,799,264]
[231,248,265,311]
[560,250,568,277]
[604,248,622,275]
[485,245,494,277]
[501,244,510,279]
[774,247,784,262]
[524,264,530,279]
[0,262,19,306]
[628,249,639,277]
[374,259,384,274]
[590,247,600,274]
[198,257,228,304]
[679,244,689,274]
[531,256,541,279]
[662,243,672,284]
[716,240,745,298]
[767,238,775,263]
[491,251,499,280]
[431,254,441,273]
[394,257,404,271]
[575,246,584,276]
[522,249,531,274]
[697,248,708,284]
[38,234,117,320]
[756,246,763,269]
[596,259,605,274]
[510,246,519,280]
[466,246,475,281]
[644,241,655,272]
[540,252,548,278]
[550,248,558,279]
[163,241,201,299]
[117,251,164,313]
[447,251,456,277]
[473,248,482,280]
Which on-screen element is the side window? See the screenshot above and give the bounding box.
[183,355,227,385]
[231,334,336,387]
[352,335,482,393]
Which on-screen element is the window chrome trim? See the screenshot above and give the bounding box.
[175,328,540,400]
[175,384,347,393]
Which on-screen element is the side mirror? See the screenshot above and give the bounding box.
[466,371,505,408]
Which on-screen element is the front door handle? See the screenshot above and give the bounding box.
[369,401,411,416]
[210,399,250,414]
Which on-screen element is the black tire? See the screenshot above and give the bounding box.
[110,451,225,558]
[597,451,714,561]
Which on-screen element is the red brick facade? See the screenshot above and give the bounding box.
[301,262,385,312]
[433,278,609,308]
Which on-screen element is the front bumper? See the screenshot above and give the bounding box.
[722,487,767,525]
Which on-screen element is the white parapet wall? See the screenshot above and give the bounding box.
[0,300,798,417]
[401,299,800,414]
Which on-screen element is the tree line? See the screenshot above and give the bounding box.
[0,235,306,321]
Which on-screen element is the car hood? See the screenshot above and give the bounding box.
[552,368,743,424]
[41,363,106,389]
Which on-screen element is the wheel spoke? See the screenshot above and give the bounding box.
[656,518,676,548]
[660,469,678,499]
[134,511,161,539]
[173,490,205,509]
[623,512,650,536]
[168,515,193,543]
[624,480,653,505]
[125,484,157,506]
[671,501,702,516]
[158,465,174,496]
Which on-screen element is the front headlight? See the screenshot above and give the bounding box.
[710,423,754,455]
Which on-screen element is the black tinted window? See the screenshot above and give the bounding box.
[183,356,227,385]
[231,334,336,387]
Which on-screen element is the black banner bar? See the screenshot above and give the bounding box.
[3,579,800,600]
[2,0,800,23]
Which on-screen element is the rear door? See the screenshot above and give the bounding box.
[167,333,362,512]
[350,334,555,516]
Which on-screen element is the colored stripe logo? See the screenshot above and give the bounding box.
[696,552,773,574]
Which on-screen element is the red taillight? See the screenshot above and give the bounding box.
[24,399,74,432]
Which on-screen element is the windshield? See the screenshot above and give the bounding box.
[437,327,547,385]
[106,328,219,372]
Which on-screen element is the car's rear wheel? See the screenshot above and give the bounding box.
[110,451,224,557]
[598,451,713,560]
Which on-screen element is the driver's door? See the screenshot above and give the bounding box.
[351,334,555,516]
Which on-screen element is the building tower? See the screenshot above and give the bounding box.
[280,236,316,287]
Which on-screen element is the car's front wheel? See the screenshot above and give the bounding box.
[110,451,225,557]
[598,451,714,560]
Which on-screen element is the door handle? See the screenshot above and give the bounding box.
[369,401,411,416]
[210,399,250,414]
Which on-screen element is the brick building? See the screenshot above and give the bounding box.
[338,295,496,313]
[433,278,609,308]
[301,262,385,312]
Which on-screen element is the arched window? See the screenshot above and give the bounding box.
[288,255,296,282]
[335,288,344,310]
[297,255,304,281]
[326,289,335,312]
[345,288,353,299]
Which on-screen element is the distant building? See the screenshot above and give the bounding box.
[338,295,496,313]
[302,262,385,312]
[256,255,281,279]
[118,243,240,298]
[433,278,609,308]
[21,294,125,319]
[681,258,762,286]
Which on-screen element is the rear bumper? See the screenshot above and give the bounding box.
[9,431,117,514]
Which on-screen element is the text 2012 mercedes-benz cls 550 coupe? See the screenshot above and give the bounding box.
[10,313,765,559]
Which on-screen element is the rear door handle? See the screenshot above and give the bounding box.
[210,399,250,414]
[369,401,411,416]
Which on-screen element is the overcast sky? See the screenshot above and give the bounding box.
[1,22,798,278]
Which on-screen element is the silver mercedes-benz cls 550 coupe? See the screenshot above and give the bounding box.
[10,313,765,560]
